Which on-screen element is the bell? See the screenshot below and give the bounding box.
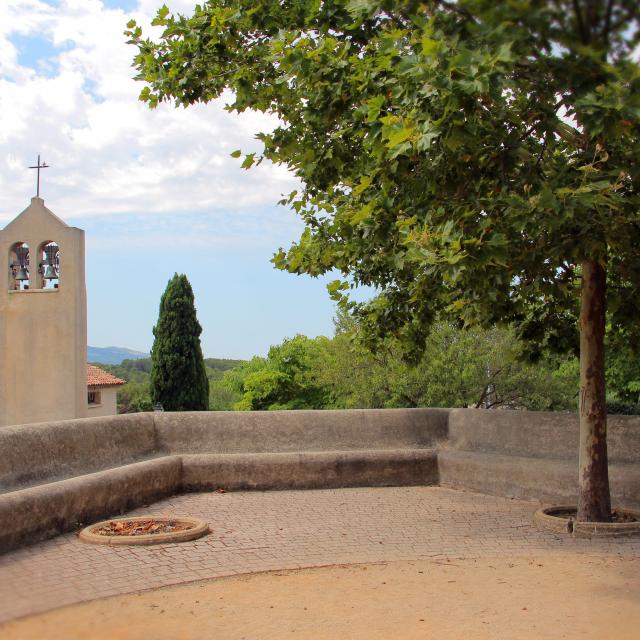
[42,264,58,280]
[14,266,29,281]
[43,244,59,280]
[16,245,29,268]
[12,245,30,283]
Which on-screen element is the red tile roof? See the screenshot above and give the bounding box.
[87,364,126,388]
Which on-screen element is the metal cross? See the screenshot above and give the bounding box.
[29,154,50,198]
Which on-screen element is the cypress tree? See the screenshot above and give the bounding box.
[150,274,209,411]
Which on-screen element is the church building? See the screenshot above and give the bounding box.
[0,195,88,427]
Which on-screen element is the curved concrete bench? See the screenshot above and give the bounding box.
[181,449,439,491]
[0,409,447,552]
[0,413,157,493]
[0,447,441,552]
[0,457,182,552]
[1,407,639,554]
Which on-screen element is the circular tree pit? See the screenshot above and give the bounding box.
[79,516,209,546]
[534,506,640,538]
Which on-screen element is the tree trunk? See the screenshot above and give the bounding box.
[577,260,611,522]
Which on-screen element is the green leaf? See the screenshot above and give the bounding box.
[386,127,413,148]
[443,128,465,151]
[241,153,255,169]
[495,43,513,63]
[421,37,441,57]
[151,5,170,26]
[346,0,379,18]
[353,175,373,195]
[351,202,374,224]
[366,96,385,123]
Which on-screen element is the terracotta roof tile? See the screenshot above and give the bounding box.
[87,364,126,388]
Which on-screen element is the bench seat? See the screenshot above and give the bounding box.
[0,456,182,552]
[0,448,439,553]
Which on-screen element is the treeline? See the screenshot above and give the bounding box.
[99,316,639,414]
[224,320,579,412]
[101,357,243,413]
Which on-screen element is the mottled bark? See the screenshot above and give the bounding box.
[577,260,611,522]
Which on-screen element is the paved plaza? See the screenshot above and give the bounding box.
[1,486,639,625]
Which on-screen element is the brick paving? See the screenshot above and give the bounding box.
[1,486,639,624]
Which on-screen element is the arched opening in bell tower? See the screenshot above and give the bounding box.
[37,241,60,289]
[8,242,30,290]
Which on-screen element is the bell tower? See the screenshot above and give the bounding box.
[0,195,87,426]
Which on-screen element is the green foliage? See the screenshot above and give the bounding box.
[95,359,153,413]
[318,311,578,411]
[117,381,154,414]
[217,313,579,412]
[150,274,209,411]
[99,356,244,413]
[605,345,640,412]
[101,358,152,382]
[204,358,244,372]
[101,326,592,414]
[128,1,640,364]
[204,357,245,410]
[99,319,603,414]
[222,335,333,410]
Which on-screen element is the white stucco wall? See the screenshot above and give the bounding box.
[87,387,119,417]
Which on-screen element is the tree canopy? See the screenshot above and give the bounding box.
[220,320,580,411]
[150,273,209,411]
[321,312,579,411]
[129,1,640,520]
[100,321,638,414]
[223,334,334,410]
[128,0,639,352]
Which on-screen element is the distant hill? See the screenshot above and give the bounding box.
[88,346,149,365]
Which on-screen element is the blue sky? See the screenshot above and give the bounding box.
[0,0,366,358]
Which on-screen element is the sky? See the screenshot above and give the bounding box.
[0,0,359,359]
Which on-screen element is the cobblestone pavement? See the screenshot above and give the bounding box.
[1,486,639,624]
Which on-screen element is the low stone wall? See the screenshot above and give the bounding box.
[154,408,449,455]
[438,409,640,506]
[445,409,640,462]
[1,407,639,553]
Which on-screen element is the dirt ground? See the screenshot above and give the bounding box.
[3,553,638,640]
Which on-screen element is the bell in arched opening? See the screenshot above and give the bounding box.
[39,241,60,289]
[9,242,30,290]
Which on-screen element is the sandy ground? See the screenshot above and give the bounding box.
[3,553,638,640]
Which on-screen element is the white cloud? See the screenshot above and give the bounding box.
[0,0,298,230]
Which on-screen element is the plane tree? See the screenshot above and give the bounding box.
[128,1,640,521]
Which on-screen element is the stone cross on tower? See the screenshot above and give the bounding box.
[28,155,50,198]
